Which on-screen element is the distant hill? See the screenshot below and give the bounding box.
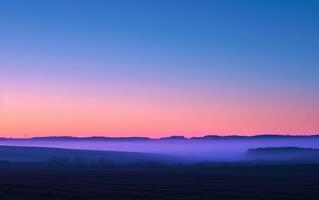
[30,136,151,141]
[191,134,319,140]
[0,134,318,141]
[248,147,319,153]
[246,147,319,162]
[0,146,173,164]
[160,136,187,140]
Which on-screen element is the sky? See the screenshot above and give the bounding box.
[0,0,318,138]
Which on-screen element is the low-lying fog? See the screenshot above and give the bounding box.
[1,138,319,162]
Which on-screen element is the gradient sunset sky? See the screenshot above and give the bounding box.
[0,0,318,138]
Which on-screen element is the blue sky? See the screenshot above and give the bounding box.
[0,0,318,136]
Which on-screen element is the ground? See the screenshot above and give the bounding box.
[0,163,318,199]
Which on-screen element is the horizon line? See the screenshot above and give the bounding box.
[1,133,319,140]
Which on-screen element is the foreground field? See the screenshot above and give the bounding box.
[0,163,318,199]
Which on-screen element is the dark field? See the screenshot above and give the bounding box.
[0,163,319,200]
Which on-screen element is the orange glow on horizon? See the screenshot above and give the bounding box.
[0,86,318,138]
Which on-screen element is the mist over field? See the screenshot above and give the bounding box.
[1,137,319,162]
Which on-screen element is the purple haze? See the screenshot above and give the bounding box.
[1,137,319,162]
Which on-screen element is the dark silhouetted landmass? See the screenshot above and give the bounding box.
[0,145,174,164]
[160,136,187,140]
[1,144,319,199]
[30,136,151,141]
[191,134,319,140]
[248,147,318,153]
[0,134,319,141]
[247,147,319,162]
